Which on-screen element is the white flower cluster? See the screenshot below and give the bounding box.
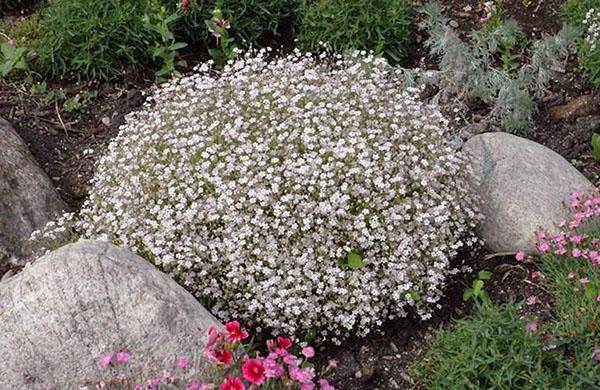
[584,8,600,51]
[38,50,479,341]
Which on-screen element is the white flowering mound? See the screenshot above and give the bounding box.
[41,51,479,341]
[584,8,600,51]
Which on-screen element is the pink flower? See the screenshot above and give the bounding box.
[515,250,525,262]
[187,383,214,390]
[289,366,315,385]
[181,0,190,9]
[319,379,335,390]
[526,295,539,306]
[225,321,249,343]
[264,356,285,378]
[593,349,600,363]
[206,348,233,366]
[133,385,143,390]
[242,358,266,385]
[176,357,190,369]
[206,326,223,350]
[580,277,590,285]
[116,351,130,364]
[219,376,245,390]
[538,242,550,253]
[597,294,600,303]
[302,346,315,358]
[572,248,582,258]
[101,354,112,367]
[147,378,161,390]
[526,321,539,332]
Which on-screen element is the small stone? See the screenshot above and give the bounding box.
[449,20,459,28]
[463,5,473,12]
[390,341,399,352]
[549,94,600,122]
[101,116,111,126]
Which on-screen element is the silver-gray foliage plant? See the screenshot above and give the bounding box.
[402,2,580,134]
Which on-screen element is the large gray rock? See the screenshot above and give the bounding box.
[0,117,67,270]
[464,132,593,253]
[0,240,221,389]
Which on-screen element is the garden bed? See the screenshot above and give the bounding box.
[1,0,599,388]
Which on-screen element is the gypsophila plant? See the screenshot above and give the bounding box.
[34,50,479,342]
[581,8,600,85]
[401,3,579,134]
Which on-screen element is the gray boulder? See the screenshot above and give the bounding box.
[464,132,593,253]
[0,240,221,389]
[0,117,67,271]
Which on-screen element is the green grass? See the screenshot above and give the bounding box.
[296,0,412,64]
[412,245,600,388]
[562,0,599,26]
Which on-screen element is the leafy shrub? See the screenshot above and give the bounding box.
[164,0,297,48]
[36,50,479,342]
[31,0,162,80]
[296,0,412,64]
[400,3,578,134]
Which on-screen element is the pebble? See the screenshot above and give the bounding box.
[463,5,473,12]
[449,20,459,28]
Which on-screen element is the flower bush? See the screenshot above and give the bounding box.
[531,190,600,264]
[582,8,600,85]
[37,50,479,341]
[94,321,334,389]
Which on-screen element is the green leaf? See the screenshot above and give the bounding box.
[479,290,492,306]
[407,290,421,301]
[347,252,364,269]
[473,279,484,295]
[592,133,600,161]
[478,270,493,280]
[463,288,474,301]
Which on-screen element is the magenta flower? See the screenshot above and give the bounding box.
[597,294,600,303]
[176,357,190,369]
[225,321,249,343]
[205,326,223,350]
[116,351,130,364]
[242,358,266,385]
[101,354,112,367]
[572,248,582,258]
[526,295,539,306]
[515,250,525,262]
[526,321,539,332]
[538,242,550,253]
[302,346,315,358]
[319,379,335,390]
[264,356,285,378]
